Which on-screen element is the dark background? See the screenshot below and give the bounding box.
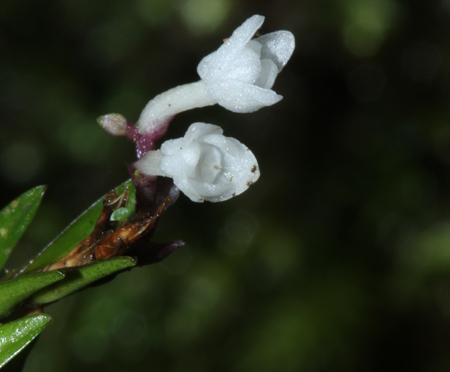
[2,0,450,371]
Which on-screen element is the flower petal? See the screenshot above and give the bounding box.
[197,52,214,80]
[184,122,223,142]
[196,144,222,183]
[255,59,278,89]
[206,80,282,113]
[245,40,262,56]
[220,47,261,83]
[199,47,261,84]
[190,179,230,200]
[254,31,295,72]
[218,137,260,200]
[199,15,265,80]
[173,174,203,202]
[160,138,185,155]
[201,134,240,158]
[187,135,260,202]
[134,150,165,176]
[161,141,201,178]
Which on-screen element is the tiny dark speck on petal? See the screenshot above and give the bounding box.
[247,181,254,187]
[168,103,171,106]
[251,165,257,173]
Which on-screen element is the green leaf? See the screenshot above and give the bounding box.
[0,271,65,319]
[0,314,52,368]
[0,186,47,270]
[31,256,137,305]
[111,182,136,221]
[22,180,133,274]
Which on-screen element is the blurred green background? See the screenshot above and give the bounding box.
[2,0,450,371]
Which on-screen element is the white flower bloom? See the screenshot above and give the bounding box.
[136,15,295,134]
[135,123,260,202]
[197,14,295,113]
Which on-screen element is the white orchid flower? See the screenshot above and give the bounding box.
[197,15,295,113]
[134,123,260,202]
[136,15,295,134]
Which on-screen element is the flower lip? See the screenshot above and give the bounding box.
[135,123,260,203]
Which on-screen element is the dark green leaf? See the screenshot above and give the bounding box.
[0,314,52,368]
[0,271,64,319]
[0,186,47,270]
[22,180,133,273]
[31,256,137,305]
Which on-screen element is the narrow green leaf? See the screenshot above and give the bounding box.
[0,271,65,319]
[0,186,47,270]
[0,314,52,368]
[22,180,133,273]
[31,256,137,305]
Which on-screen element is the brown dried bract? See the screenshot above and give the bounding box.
[42,187,170,272]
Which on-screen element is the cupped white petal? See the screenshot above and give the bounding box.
[134,150,165,176]
[197,52,214,80]
[201,133,240,158]
[198,46,261,83]
[198,15,265,81]
[206,80,282,113]
[160,138,185,155]
[254,31,295,72]
[172,174,203,202]
[255,59,279,89]
[161,141,201,177]
[183,122,223,141]
[196,144,222,183]
[223,14,264,54]
[218,47,262,83]
[245,39,263,56]
[212,136,260,198]
[189,179,230,200]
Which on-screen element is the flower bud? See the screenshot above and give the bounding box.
[97,114,128,136]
